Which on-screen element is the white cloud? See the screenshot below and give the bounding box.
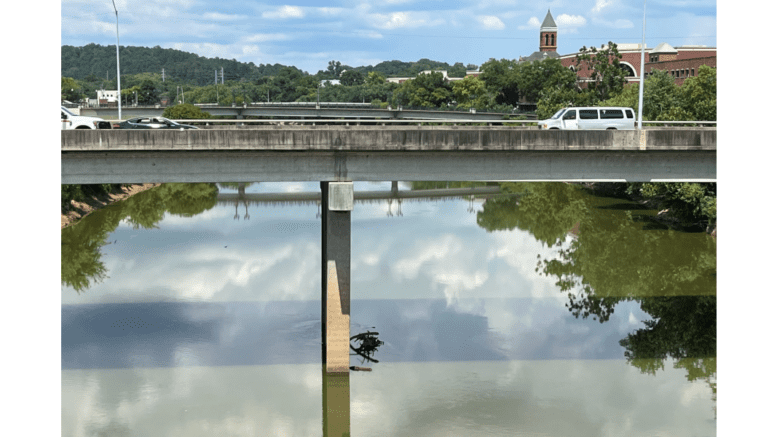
[243,33,289,43]
[593,17,634,29]
[478,16,506,30]
[557,14,587,28]
[203,12,247,21]
[371,12,442,29]
[518,16,541,30]
[262,5,305,20]
[592,0,615,13]
[316,7,345,16]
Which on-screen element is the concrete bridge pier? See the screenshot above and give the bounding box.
[320,181,353,374]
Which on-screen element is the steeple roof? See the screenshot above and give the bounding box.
[540,10,557,31]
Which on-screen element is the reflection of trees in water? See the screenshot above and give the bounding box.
[474,182,717,409]
[61,183,219,293]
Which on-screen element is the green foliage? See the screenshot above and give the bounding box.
[678,65,716,121]
[393,71,453,108]
[162,103,212,119]
[574,42,628,101]
[366,71,387,86]
[601,67,716,122]
[478,58,522,107]
[451,75,492,110]
[62,183,220,292]
[61,76,85,102]
[339,70,364,86]
[516,58,579,103]
[137,79,159,105]
[627,183,716,227]
[61,184,123,210]
[477,183,586,247]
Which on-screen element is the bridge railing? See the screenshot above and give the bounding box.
[169,119,717,128]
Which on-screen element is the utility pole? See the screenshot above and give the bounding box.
[221,67,224,85]
[162,68,165,82]
[111,0,122,120]
[637,0,646,130]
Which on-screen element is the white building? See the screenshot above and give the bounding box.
[96,90,119,102]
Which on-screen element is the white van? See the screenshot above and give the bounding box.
[539,107,636,130]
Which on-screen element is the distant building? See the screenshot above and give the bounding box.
[385,69,481,84]
[522,10,716,86]
[96,89,119,102]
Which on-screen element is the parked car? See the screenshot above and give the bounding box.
[538,107,636,130]
[113,117,199,130]
[61,106,112,130]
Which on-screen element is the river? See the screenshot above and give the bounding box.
[61,181,716,436]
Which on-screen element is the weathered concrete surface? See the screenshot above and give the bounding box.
[326,261,350,374]
[61,127,716,183]
[61,127,715,151]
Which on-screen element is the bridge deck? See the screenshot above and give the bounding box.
[61,128,716,183]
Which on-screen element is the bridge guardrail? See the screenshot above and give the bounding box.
[167,118,717,127]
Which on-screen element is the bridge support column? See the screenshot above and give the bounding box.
[321,181,353,374]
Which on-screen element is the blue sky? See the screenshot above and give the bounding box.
[61,0,717,74]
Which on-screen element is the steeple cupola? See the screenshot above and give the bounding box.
[540,10,558,52]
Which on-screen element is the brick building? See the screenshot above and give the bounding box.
[522,10,716,86]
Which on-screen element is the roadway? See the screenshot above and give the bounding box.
[79,104,520,121]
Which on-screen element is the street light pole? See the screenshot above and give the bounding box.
[111,0,122,120]
[637,0,646,129]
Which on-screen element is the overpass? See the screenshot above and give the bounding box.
[79,104,516,121]
[60,125,715,376]
[61,126,716,184]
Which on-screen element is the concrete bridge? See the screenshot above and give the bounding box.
[61,126,715,184]
[61,125,715,383]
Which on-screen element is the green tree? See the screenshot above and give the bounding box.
[340,70,365,87]
[366,71,387,86]
[162,103,211,119]
[394,71,453,108]
[626,183,716,229]
[575,42,628,101]
[137,79,159,104]
[677,65,716,121]
[478,58,521,107]
[451,75,491,110]
[516,58,578,103]
[601,70,681,120]
[61,77,85,102]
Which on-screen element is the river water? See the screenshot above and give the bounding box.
[61,181,716,436]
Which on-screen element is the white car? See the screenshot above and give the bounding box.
[538,106,636,130]
[61,106,112,130]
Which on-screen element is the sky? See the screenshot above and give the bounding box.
[61,0,717,74]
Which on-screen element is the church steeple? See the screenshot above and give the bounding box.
[540,10,557,52]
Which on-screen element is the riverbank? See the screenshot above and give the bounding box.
[61,183,160,229]
[581,182,716,237]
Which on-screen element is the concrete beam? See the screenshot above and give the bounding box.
[61,149,716,183]
[61,128,716,183]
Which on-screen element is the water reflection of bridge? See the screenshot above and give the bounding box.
[216,185,506,219]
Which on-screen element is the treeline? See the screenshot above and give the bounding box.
[61,43,716,120]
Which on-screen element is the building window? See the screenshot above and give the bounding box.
[551,34,555,46]
[691,68,695,76]
[544,34,549,45]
